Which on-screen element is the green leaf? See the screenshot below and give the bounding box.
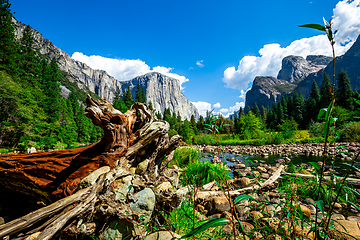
[315,200,325,215]
[323,18,333,41]
[234,194,254,204]
[348,201,360,212]
[298,23,326,31]
[340,163,360,172]
[309,162,321,173]
[317,108,327,120]
[344,186,360,198]
[180,218,229,239]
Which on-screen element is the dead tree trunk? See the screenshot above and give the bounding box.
[0,95,181,239]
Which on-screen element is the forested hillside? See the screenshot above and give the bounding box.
[0,1,102,149]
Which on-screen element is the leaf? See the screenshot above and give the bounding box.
[309,162,321,173]
[317,108,327,120]
[180,218,229,239]
[323,17,333,42]
[234,194,254,204]
[315,200,325,215]
[344,186,360,198]
[348,201,360,212]
[298,23,325,31]
[340,163,360,172]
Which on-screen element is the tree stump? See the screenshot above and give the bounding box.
[0,95,181,239]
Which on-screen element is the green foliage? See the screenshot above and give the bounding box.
[134,83,146,103]
[180,160,231,186]
[169,147,199,168]
[123,86,134,109]
[112,87,129,113]
[338,121,360,141]
[335,69,353,110]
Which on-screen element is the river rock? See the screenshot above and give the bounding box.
[144,231,181,240]
[333,220,360,239]
[347,216,360,222]
[212,196,230,213]
[136,159,149,174]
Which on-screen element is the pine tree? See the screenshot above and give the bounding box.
[163,108,172,123]
[148,101,153,110]
[292,92,305,126]
[335,69,353,110]
[135,83,146,103]
[123,86,134,109]
[281,95,288,119]
[0,0,18,72]
[319,73,332,108]
[113,87,128,113]
[238,107,245,117]
[309,80,321,103]
[252,103,260,117]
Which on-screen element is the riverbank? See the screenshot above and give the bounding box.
[193,142,360,161]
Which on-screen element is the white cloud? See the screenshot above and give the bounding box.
[220,108,229,113]
[239,89,250,100]
[152,66,189,89]
[213,102,221,108]
[196,60,204,68]
[219,102,245,118]
[223,0,360,91]
[192,101,212,117]
[71,52,189,89]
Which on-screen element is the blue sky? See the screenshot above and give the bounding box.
[11,0,360,117]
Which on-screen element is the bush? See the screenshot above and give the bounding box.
[180,160,231,186]
[308,120,324,137]
[339,121,360,141]
[169,147,200,168]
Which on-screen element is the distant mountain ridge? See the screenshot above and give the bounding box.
[13,18,199,120]
[245,34,360,111]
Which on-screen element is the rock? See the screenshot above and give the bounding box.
[157,181,172,192]
[14,20,199,120]
[26,147,37,154]
[232,163,246,169]
[334,202,342,209]
[333,220,360,239]
[256,166,267,173]
[263,205,276,218]
[227,157,236,162]
[130,188,156,224]
[212,156,221,164]
[238,177,251,187]
[208,213,222,219]
[136,159,149,174]
[250,211,263,220]
[100,218,134,240]
[347,216,360,222]
[202,181,216,190]
[332,213,346,220]
[299,205,311,218]
[212,196,231,213]
[115,180,134,201]
[144,231,181,240]
[78,166,111,190]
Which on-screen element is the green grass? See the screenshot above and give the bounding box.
[168,147,200,168]
[180,160,232,186]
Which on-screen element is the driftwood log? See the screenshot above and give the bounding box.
[0,95,181,239]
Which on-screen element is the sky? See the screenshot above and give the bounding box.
[11,0,360,117]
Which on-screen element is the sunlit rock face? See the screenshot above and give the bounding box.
[13,19,199,120]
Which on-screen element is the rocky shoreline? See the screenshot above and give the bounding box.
[193,142,360,161]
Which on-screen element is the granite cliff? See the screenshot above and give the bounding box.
[294,34,360,99]
[245,55,331,111]
[13,19,199,120]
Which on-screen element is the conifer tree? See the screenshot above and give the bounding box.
[252,103,261,117]
[0,0,18,72]
[238,107,245,117]
[320,73,332,108]
[113,87,128,113]
[292,92,305,126]
[135,83,146,103]
[335,69,353,110]
[147,101,153,110]
[123,86,134,109]
[309,80,321,103]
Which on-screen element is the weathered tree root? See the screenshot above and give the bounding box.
[0,96,182,239]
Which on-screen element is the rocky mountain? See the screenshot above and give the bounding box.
[294,34,360,99]
[245,77,296,111]
[13,19,199,120]
[245,55,331,111]
[277,55,332,82]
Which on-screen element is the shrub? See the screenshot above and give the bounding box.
[180,160,231,186]
[169,147,200,168]
[338,121,360,141]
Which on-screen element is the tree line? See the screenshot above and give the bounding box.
[0,0,102,149]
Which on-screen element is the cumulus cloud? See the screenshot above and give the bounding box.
[220,108,229,113]
[192,101,212,117]
[213,102,221,108]
[72,52,189,89]
[217,102,245,118]
[196,60,204,68]
[223,0,360,91]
